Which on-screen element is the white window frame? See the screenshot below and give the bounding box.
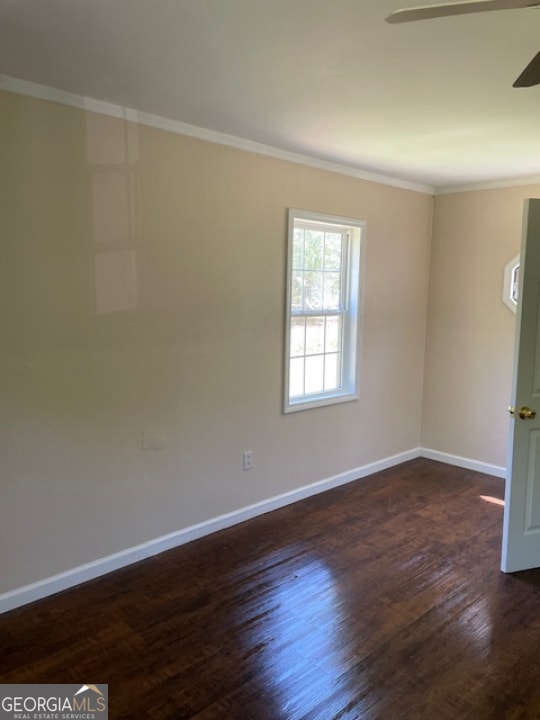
[284,209,365,413]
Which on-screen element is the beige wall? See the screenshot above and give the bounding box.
[422,185,540,467]
[0,91,433,595]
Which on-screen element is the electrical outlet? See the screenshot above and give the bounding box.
[243,450,254,471]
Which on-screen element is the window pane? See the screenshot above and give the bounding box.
[291,271,303,310]
[304,271,323,310]
[511,264,520,304]
[324,353,341,391]
[304,230,324,270]
[305,355,324,394]
[323,272,341,310]
[293,228,304,269]
[305,317,324,355]
[289,357,304,397]
[324,232,342,271]
[285,210,361,412]
[325,316,342,352]
[290,317,305,357]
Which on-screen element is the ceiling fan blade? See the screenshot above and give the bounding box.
[386,0,540,23]
[513,51,540,86]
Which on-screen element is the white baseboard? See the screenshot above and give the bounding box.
[0,446,506,614]
[0,447,421,615]
[421,448,506,479]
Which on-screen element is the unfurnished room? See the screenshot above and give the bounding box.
[1,1,540,718]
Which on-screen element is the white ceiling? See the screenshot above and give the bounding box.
[1,0,540,190]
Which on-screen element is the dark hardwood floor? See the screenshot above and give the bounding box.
[2,458,540,719]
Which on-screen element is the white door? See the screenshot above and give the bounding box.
[502,198,540,573]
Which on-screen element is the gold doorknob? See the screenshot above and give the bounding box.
[519,406,537,420]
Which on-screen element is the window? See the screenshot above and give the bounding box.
[284,209,364,413]
[503,254,520,314]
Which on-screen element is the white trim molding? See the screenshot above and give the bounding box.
[0,74,432,194]
[0,446,507,615]
[2,75,540,198]
[435,175,540,196]
[0,448,421,615]
[421,448,506,478]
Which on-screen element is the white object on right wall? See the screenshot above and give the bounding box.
[503,254,520,314]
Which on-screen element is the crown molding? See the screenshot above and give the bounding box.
[4,74,537,196]
[0,74,434,195]
[435,175,540,195]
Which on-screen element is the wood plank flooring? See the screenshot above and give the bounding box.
[2,458,540,719]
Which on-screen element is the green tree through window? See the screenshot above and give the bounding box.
[284,210,364,412]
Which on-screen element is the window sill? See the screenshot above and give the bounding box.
[284,392,358,414]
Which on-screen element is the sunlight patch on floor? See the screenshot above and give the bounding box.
[479,495,504,507]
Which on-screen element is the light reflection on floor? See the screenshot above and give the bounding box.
[240,553,363,718]
[235,494,507,718]
[456,592,494,658]
[479,495,505,507]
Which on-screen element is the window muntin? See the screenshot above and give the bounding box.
[284,210,363,413]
